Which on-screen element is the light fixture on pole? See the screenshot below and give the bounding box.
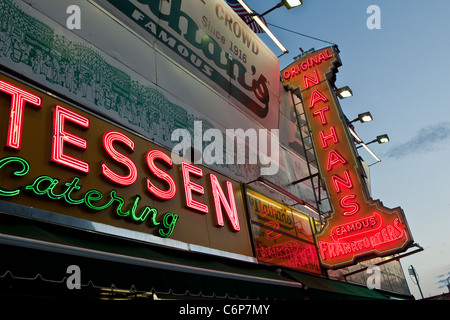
[366,134,390,146]
[236,0,301,54]
[283,0,303,9]
[349,112,373,124]
[348,127,381,165]
[260,0,303,17]
[408,265,425,299]
[336,86,353,99]
[447,276,450,293]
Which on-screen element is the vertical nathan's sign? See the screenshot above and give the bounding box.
[281,46,413,269]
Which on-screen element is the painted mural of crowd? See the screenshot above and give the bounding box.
[0,0,196,142]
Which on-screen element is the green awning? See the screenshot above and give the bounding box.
[0,214,303,300]
[284,270,389,300]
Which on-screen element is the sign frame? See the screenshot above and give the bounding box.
[0,70,255,263]
[244,185,323,275]
[281,46,414,269]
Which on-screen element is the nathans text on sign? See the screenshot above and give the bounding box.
[281,46,413,269]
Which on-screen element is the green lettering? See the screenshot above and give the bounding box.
[0,155,178,238]
[158,212,178,237]
[25,175,59,196]
[84,189,114,211]
[111,191,133,217]
[61,177,84,205]
[132,203,160,225]
[0,156,30,197]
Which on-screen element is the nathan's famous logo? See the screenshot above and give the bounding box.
[109,0,270,118]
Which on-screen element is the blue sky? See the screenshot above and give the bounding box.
[245,0,450,298]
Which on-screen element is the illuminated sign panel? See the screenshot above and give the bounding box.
[246,188,322,275]
[281,46,413,269]
[0,73,253,257]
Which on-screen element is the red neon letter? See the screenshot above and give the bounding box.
[319,127,338,148]
[313,106,330,125]
[309,90,328,108]
[326,149,347,171]
[52,105,89,173]
[331,170,353,193]
[283,70,291,80]
[181,161,208,214]
[210,174,240,231]
[146,149,177,200]
[102,131,138,186]
[0,80,42,150]
[340,194,360,216]
[303,70,320,88]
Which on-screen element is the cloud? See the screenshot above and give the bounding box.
[385,122,450,159]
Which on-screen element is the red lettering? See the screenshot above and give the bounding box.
[331,170,353,193]
[290,66,299,77]
[309,90,328,108]
[317,52,327,63]
[319,127,338,148]
[101,130,138,186]
[210,173,240,231]
[328,243,336,258]
[313,106,330,124]
[300,61,308,71]
[340,194,360,216]
[393,218,405,239]
[181,161,208,213]
[51,105,89,173]
[0,80,42,150]
[319,242,328,260]
[146,149,177,200]
[309,56,318,67]
[303,70,320,88]
[326,149,347,171]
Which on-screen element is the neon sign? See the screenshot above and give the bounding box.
[0,74,252,256]
[281,46,413,269]
[0,80,42,150]
[102,130,138,186]
[52,104,90,173]
[146,149,177,200]
[246,188,322,275]
[0,156,177,237]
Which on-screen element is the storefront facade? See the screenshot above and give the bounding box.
[0,0,415,300]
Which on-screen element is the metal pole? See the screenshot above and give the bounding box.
[342,244,424,280]
[409,265,424,299]
[447,276,450,293]
[260,1,284,17]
